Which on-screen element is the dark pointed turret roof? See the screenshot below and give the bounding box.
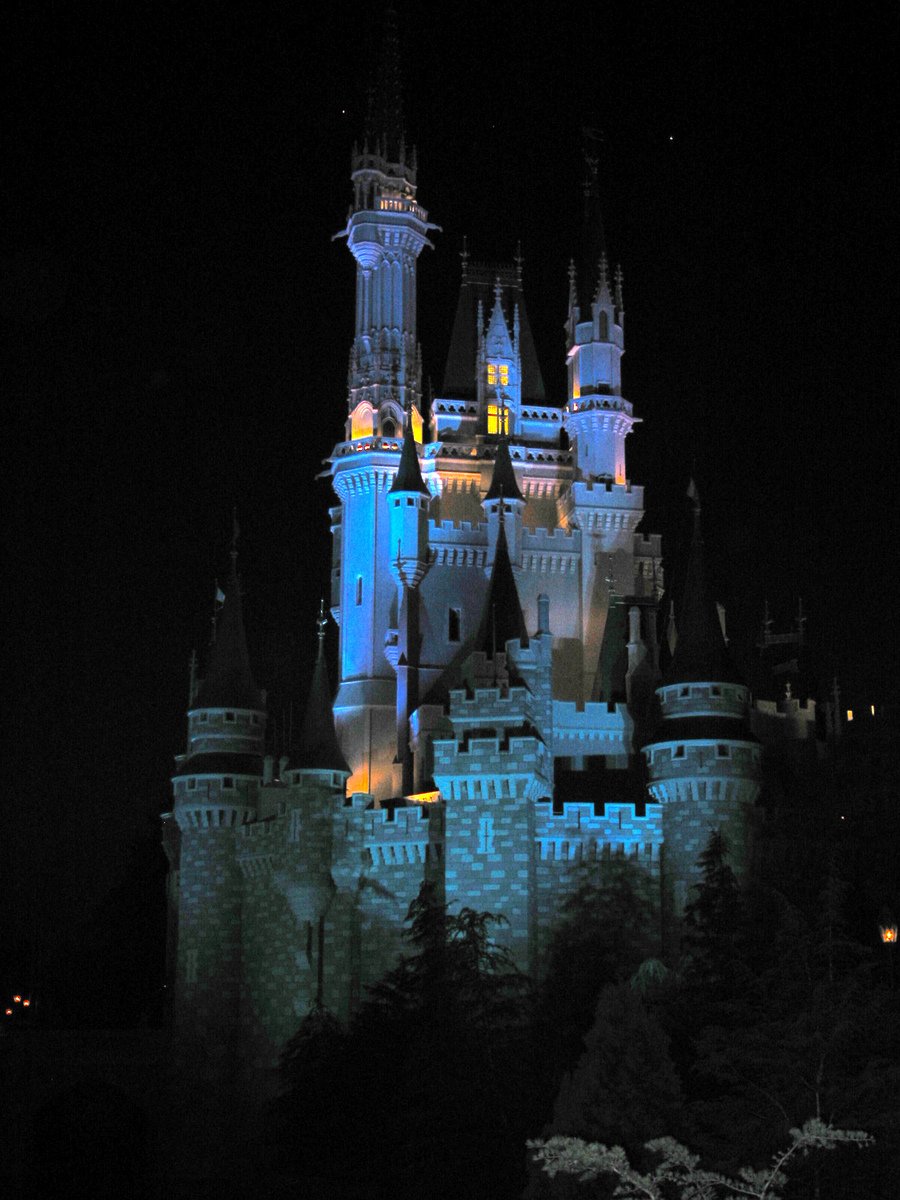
[476,517,529,655]
[294,607,350,774]
[193,548,265,711]
[484,438,524,503]
[664,494,744,686]
[389,415,429,495]
[593,594,628,703]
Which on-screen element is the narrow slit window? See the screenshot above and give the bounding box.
[448,607,461,642]
[355,576,363,606]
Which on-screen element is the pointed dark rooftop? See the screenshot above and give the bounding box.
[389,414,429,495]
[294,604,350,774]
[484,438,524,503]
[194,547,265,711]
[592,594,628,703]
[664,490,744,686]
[476,517,529,655]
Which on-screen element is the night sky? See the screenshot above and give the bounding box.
[6,3,898,991]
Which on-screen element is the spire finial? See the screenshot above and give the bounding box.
[316,599,328,660]
[231,507,240,561]
[493,275,502,309]
[460,236,469,281]
[614,263,624,309]
[567,259,578,312]
[514,241,524,286]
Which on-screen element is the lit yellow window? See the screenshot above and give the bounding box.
[487,404,509,435]
[487,362,509,387]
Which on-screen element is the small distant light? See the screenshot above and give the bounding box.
[668,135,674,141]
[12,995,21,1004]
[881,925,898,944]
[22,999,31,1008]
[4,1009,11,1017]
[846,709,854,721]
[870,704,876,716]
[840,815,845,820]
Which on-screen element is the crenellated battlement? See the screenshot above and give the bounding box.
[535,799,663,863]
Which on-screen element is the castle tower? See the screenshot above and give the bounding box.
[168,532,266,1036]
[434,523,551,972]
[330,17,438,799]
[388,412,432,794]
[477,279,523,437]
[482,437,525,566]
[642,488,762,931]
[561,180,644,699]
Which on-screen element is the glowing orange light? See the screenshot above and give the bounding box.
[406,789,441,804]
[846,709,854,722]
[4,1009,11,1017]
[870,704,876,716]
[12,995,21,1004]
[881,925,898,944]
[22,999,31,1007]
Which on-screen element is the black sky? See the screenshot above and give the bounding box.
[5,2,898,976]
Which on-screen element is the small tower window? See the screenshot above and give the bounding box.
[225,711,235,722]
[598,311,609,340]
[487,403,509,435]
[188,778,197,790]
[223,776,234,789]
[448,608,461,642]
[487,362,509,387]
[199,712,208,721]
[382,418,396,438]
[680,687,690,698]
[355,576,363,606]
[717,744,730,757]
[406,497,414,506]
[674,746,685,758]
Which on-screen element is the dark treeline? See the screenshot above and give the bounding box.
[266,781,900,1200]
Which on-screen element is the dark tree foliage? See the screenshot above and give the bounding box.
[681,829,744,996]
[270,882,536,1200]
[526,981,685,1200]
[536,856,656,1075]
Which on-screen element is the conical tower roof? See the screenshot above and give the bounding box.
[194,545,265,711]
[484,438,524,502]
[294,604,350,774]
[390,413,429,495]
[593,593,629,703]
[664,491,744,686]
[476,516,529,655]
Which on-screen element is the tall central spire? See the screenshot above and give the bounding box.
[365,2,405,162]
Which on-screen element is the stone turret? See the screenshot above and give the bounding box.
[642,487,761,932]
[169,527,266,1035]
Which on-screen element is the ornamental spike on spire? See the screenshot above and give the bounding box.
[614,263,624,310]
[595,252,610,304]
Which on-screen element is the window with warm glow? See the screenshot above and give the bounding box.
[487,362,509,387]
[350,402,375,440]
[487,404,509,435]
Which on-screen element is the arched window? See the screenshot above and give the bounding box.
[382,418,396,438]
[598,310,609,340]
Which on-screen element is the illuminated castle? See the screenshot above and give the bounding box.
[161,32,810,1067]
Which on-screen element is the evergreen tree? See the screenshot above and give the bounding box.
[527,980,684,1199]
[537,857,656,1073]
[681,829,744,996]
